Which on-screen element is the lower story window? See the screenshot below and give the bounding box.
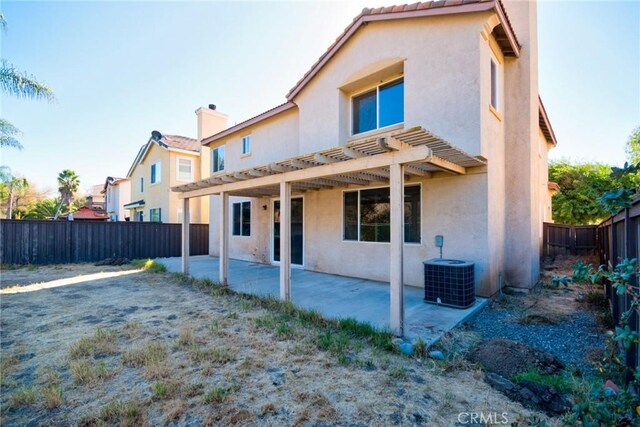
[343,185,420,243]
[233,201,251,236]
[149,208,161,223]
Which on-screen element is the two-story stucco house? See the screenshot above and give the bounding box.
[173,0,557,336]
[125,131,212,224]
[101,177,131,221]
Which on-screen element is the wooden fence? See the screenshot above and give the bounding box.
[542,222,598,257]
[597,204,640,381]
[0,220,209,265]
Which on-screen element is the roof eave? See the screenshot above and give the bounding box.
[285,0,519,101]
[538,95,558,146]
[201,102,297,146]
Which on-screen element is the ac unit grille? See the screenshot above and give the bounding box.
[423,259,475,309]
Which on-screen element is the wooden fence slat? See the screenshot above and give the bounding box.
[0,220,209,265]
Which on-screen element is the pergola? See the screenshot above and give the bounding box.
[172,126,485,336]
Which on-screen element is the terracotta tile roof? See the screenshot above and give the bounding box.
[72,206,109,221]
[158,134,200,152]
[286,0,519,100]
[201,102,297,146]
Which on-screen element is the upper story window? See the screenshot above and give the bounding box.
[352,78,404,135]
[150,161,162,184]
[177,157,193,182]
[490,59,500,111]
[140,177,144,193]
[242,135,251,155]
[212,146,225,173]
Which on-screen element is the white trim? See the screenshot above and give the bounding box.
[167,147,200,156]
[150,160,162,185]
[241,135,251,155]
[350,76,404,136]
[176,156,194,182]
[340,183,422,245]
[212,145,226,173]
[270,195,305,268]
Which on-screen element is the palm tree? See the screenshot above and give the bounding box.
[0,12,55,150]
[0,167,29,219]
[54,169,79,219]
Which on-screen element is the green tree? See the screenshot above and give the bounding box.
[0,172,29,219]
[0,12,55,150]
[54,169,80,219]
[624,126,640,164]
[549,161,621,224]
[23,198,60,219]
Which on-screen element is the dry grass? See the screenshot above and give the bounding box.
[163,399,187,422]
[0,353,19,387]
[1,264,554,426]
[70,360,114,385]
[69,328,118,359]
[9,386,38,408]
[42,384,64,408]
[121,341,168,367]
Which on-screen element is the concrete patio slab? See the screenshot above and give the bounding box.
[158,255,488,345]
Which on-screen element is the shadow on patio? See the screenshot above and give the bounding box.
[158,255,488,345]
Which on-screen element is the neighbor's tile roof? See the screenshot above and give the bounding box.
[158,134,200,152]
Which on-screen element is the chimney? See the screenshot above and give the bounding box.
[195,105,228,143]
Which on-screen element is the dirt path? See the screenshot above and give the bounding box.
[0,264,551,426]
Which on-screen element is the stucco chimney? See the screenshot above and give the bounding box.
[195,106,228,187]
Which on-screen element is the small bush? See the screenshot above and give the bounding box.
[177,327,195,346]
[10,386,38,407]
[204,384,238,404]
[85,399,146,426]
[511,369,573,392]
[131,259,167,273]
[183,382,204,397]
[152,381,179,401]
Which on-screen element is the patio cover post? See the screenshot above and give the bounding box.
[181,198,190,274]
[280,181,291,301]
[390,163,405,337]
[219,192,229,285]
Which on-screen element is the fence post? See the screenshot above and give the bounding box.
[624,208,638,383]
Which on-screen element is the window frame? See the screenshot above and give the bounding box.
[150,161,162,185]
[490,58,500,112]
[232,201,251,237]
[149,208,162,223]
[140,177,144,193]
[176,156,194,182]
[350,76,404,136]
[341,183,421,244]
[212,145,225,173]
[241,135,251,156]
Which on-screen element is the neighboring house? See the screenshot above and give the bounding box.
[86,184,106,211]
[173,0,558,334]
[72,206,109,221]
[101,177,131,221]
[125,129,218,223]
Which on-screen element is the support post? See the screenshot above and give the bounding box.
[389,163,404,337]
[280,181,291,301]
[181,198,190,274]
[219,192,229,285]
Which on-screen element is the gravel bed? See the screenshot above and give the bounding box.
[469,306,605,376]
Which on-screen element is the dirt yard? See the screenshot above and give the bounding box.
[1,263,551,426]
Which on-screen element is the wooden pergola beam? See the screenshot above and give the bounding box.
[178,145,432,199]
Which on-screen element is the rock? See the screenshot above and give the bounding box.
[392,338,404,347]
[271,371,285,386]
[399,342,414,355]
[167,314,177,320]
[428,350,445,360]
[604,379,619,394]
[604,387,617,397]
[468,338,564,378]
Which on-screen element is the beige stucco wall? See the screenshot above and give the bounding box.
[294,13,489,156]
[129,143,205,223]
[200,1,554,295]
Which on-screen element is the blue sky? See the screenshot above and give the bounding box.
[1,0,639,193]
